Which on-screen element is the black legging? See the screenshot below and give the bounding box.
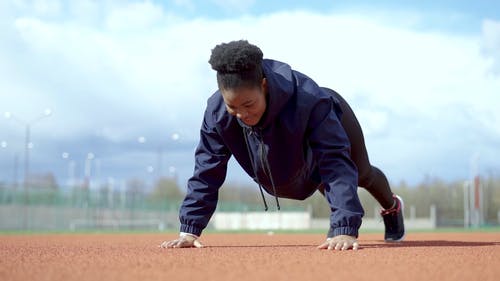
[320,87,395,209]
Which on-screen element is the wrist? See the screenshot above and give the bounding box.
[180,224,204,237]
[180,232,199,242]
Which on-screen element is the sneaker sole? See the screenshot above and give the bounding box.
[385,194,406,243]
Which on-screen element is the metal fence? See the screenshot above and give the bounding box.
[0,186,182,231]
[0,186,305,231]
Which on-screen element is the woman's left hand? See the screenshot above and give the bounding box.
[317,235,359,251]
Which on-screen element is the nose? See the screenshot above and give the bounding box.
[236,110,248,119]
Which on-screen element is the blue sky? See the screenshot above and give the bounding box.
[0,0,499,190]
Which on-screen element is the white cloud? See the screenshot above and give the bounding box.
[105,1,165,31]
[32,0,62,17]
[354,109,388,137]
[1,4,499,184]
[211,0,256,13]
[67,0,102,25]
[10,0,62,18]
[173,0,196,11]
[481,19,500,74]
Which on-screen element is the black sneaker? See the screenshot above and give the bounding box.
[381,195,406,242]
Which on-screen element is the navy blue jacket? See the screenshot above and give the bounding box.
[179,59,364,237]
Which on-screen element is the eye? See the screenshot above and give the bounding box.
[226,105,236,115]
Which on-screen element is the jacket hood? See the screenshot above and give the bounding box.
[257,59,295,128]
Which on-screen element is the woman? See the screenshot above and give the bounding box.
[161,40,405,250]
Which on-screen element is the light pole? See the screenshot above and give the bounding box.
[169,132,180,184]
[62,152,76,189]
[1,143,20,206]
[137,136,155,185]
[4,109,51,230]
[0,141,7,187]
[1,142,19,190]
[137,132,180,184]
[168,166,178,182]
[84,152,95,189]
[4,109,52,189]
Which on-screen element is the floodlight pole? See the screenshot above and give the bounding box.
[4,110,51,230]
[24,124,30,189]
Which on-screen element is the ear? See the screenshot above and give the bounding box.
[261,78,268,94]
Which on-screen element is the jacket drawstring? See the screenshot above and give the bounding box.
[260,139,280,210]
[243,127,280,211]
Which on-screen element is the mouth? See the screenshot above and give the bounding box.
[243,118,256,126]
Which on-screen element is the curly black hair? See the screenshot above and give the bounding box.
[208,40,264,90]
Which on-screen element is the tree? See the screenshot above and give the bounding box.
[29,172,59,189]
[149,177,183,203]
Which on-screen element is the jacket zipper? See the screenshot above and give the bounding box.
[256,129,269,179]
[254,128,280,210]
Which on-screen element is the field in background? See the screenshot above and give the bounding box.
[1,176,499,233]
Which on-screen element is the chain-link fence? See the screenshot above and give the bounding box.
[0,186,180,231]
[0,186,307,232]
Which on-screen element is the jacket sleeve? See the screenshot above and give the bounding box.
[179,109,231,236]
[307,96,364,238]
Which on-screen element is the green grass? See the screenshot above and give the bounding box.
[409,226,500,233]
[0,229,177,236]
[1,226,499,236]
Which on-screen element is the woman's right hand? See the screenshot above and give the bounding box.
[159,233,204,248]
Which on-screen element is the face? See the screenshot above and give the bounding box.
[221,79,267,126]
